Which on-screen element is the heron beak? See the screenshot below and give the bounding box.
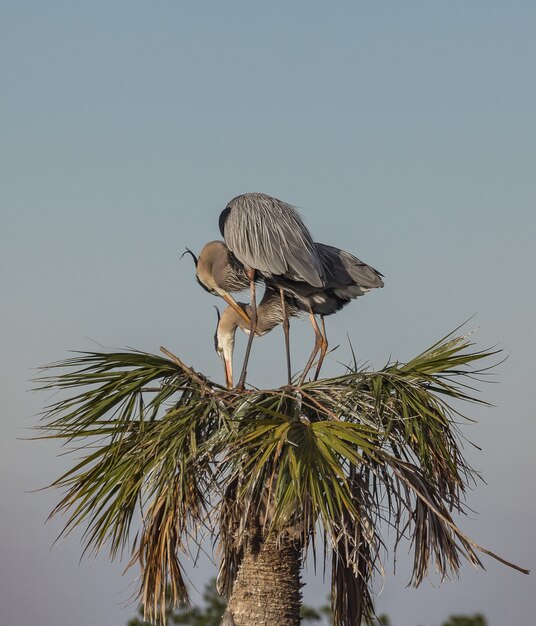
[222,353,233,389]
[221,293,251,326]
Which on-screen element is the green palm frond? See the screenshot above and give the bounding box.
[36,333,528,626]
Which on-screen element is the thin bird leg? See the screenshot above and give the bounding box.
[297,311,323,386]
[280,288,292,385]
[236,268,257,390]
[313,315,329,381]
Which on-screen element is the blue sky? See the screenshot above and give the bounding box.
[1,2,535,625]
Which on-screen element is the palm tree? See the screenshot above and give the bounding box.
[36,329,528,626]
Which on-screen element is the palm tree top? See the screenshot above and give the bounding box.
[35,328,529,625]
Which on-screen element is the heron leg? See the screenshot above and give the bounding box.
[297,311,323,386]
[313,316,328,381]
[280,288,292,385]
[236,269,257,390]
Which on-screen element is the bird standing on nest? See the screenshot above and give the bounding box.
[186,192,383,389]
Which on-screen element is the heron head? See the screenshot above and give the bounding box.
[182,247,214,294]
[214,306,240,389]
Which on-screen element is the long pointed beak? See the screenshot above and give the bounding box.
[221,292,251,326]
[222,353,233,389]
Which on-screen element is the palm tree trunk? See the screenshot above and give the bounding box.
[225,531,302,626]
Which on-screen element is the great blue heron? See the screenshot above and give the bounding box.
[218,192,326,388]
[215,288,301,388]
[215,242,384,387]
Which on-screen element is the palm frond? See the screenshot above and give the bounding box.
[331,470,379,626]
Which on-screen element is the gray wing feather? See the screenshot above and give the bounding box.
[339,249,384,288]
[316,243,384,289]
[222,193,325,287]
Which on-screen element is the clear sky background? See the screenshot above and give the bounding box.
[1,2,535,625]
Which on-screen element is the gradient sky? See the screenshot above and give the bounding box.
[1,2,535,625]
